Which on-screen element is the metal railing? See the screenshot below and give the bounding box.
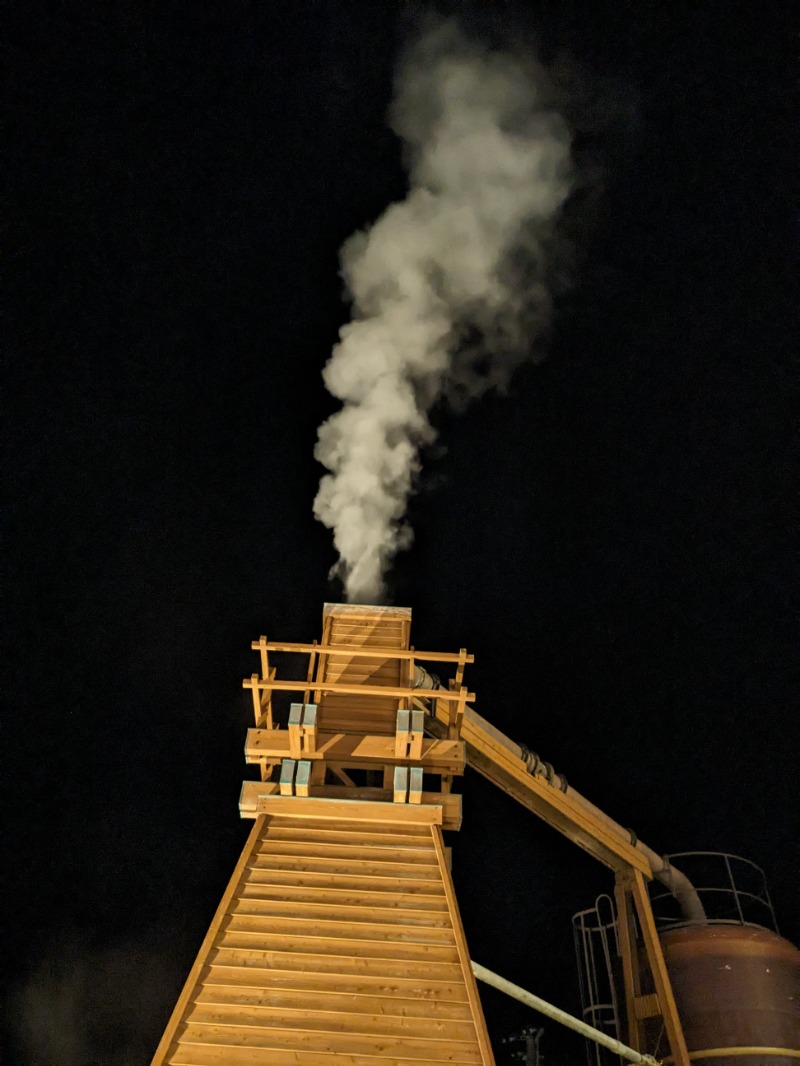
[649,851,778,932]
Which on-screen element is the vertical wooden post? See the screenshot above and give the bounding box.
[258,636,269,681]
[303,640,317,705]
[630,868,690,1066]
[614,872,643,1050]
[618,869,691,1066]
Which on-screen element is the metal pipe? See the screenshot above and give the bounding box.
[413,666,705,922]
[471,960,662,1066]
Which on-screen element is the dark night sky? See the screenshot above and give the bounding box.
[6,2,797,1063]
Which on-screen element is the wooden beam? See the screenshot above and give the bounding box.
[244,729,466,774]
[626,868,690,1066]
[244,677,474,702]
[254,640,474,665]
[240,793,445,825]
[239,781,462,830]
[614,873,643,1051]
[431,710,651,874]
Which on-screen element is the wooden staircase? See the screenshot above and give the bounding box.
[152,605,493,1065]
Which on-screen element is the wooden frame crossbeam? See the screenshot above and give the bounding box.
[239,780,463,830]
[244,676,474,703]
[244,729,465,774]
[615,870,691,1066]
[253,639,475,665]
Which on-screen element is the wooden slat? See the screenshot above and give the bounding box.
[186,1002,479,1041]
[236,881,449,909]
[208,946,465,981]
[194,984,472,1019]
[254,823,433,847]
[231,896,451,927]
[246,856,442,881]
[173,1024,483,1063]
[252,839,440,865]
[170,1047,477,1066]
[224,912,455,945]
[253,837,437,858]
[215,931,460,963]
[241,867,446,895]
[201,964,469,1001]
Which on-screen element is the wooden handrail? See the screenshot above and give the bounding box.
[251,640,473,665]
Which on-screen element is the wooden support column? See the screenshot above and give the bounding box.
[616,869,690,1066]
[614,872,644,1051]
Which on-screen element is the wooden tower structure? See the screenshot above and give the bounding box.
[152,603,495,1066]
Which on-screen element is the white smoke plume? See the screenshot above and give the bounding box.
[314,22,573,603]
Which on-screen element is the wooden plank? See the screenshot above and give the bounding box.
[255,640,474,665]
[248,848,439,872]
[194,983,473,1020]
[186,1003,479,1041]
[209,945,465,981]
[224,913,456,945]
[173,1024,483,1063]
[252,840,439,865]
[251,823,434,847]
[169,1045,479,1065]
[239,782,462,831]
[242,868,446,896]
[239,794,445,826]
[246,856,443,882]
[244,677,474,702]
[236,882,449,909]
[451,710,651,873]
[260,813,433,836]
[201,964,469,1001]
[230,896,453,928]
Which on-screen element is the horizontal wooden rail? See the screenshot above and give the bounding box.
[243,677,474,702]
[253,640,473,665]
[244,730,465,773]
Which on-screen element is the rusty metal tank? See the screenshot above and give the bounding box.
[661,923,800,1064]
[575,853,800,1066]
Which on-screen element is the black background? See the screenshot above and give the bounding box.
[6,2,797,1062]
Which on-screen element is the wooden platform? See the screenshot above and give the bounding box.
[152,604,493,1064]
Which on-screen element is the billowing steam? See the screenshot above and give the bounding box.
[314,23,573,603]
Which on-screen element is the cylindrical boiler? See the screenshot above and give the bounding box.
[661,923,800,1065]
